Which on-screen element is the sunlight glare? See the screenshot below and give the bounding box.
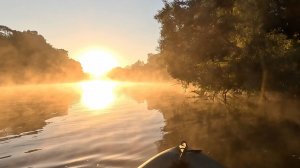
[80,81,117,110]
[78,49,118,78]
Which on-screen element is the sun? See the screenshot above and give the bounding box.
[77,49,118,78]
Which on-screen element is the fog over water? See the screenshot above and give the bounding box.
[0,81,299,168]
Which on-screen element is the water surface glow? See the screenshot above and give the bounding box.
[0,82,299,168]
[79,80,117,111]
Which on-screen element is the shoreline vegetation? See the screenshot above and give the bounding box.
[152,0,300,102]
[1,0,300,103]
[109,0,300,102]
[0,25,86,85]
[107,53,172,82]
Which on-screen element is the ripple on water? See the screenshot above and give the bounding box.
[0,84,165,168]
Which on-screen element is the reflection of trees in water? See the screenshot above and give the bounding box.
[0,85,80,140]
[123,85,300,168]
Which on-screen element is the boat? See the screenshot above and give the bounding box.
[138,141,224,168]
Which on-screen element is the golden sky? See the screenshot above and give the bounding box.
[0,0,164,67]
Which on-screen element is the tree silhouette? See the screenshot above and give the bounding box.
[0,26,85,84]
[155,0,300,97]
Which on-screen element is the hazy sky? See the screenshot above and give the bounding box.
[0,0,164,66]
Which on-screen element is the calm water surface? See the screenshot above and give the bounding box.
[0,81,299,168]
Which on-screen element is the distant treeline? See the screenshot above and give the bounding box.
[154,0,300,97]
[0,25,85,85]
[107,53,171,82]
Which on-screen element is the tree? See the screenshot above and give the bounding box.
[0,25,85,84]
[107,53,171,82]
[155,0,300,98]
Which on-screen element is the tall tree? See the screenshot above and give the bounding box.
[155,0,300,97]
[0,26,85,84]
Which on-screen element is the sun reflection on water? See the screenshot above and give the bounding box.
[79,80,117,110]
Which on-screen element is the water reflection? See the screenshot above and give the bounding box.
[79,80,117,110]
[123,85,300,168]
[0,82,165,168]
[0,82,299,168]
[0,84,80,140]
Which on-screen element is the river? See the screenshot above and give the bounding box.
[0,81,299,168]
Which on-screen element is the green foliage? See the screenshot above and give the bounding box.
[155,0,300,96]
[0,26,85,84]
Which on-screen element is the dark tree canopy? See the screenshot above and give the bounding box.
[155,0,300,96]
[0,26,85,84]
